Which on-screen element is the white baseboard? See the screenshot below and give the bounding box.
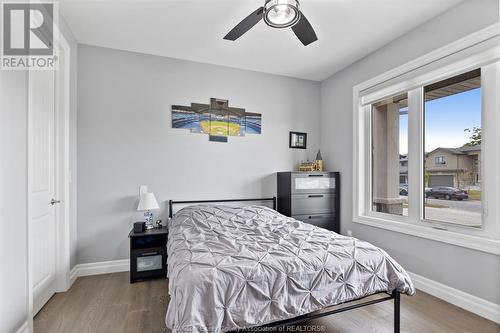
[16,321,29,333]
[409,272,500,324]
[69,265,78,287]
[68,259,499,324]
[70,259,130,286]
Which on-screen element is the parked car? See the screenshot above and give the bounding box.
[399,185,408,196]
[426,187,468,200]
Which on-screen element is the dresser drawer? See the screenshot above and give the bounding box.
[293,214,336,230]
[130,246,167,282]
[291,193,334,215]
[292,173,336,194]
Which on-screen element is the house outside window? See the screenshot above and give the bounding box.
[425,146,481,188]
[399,154,408,185]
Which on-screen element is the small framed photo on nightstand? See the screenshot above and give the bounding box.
[289,131,307,149]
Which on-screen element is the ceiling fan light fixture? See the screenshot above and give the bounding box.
[264,0,300,28]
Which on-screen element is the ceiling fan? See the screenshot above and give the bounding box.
[224,0,318,46]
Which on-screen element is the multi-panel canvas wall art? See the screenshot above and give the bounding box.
[172,98,261,142]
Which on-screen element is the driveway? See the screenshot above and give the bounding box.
[424,207,481,227]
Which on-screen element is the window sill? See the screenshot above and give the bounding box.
[353,215,500,255]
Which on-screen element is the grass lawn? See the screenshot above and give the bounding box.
[424,203,449,208]
[467,190,481,201]
[406,202,449,208]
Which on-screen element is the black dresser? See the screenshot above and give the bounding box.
[277,172,340,232]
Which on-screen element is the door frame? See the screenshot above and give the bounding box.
[27,29,72,320]
[53,26,72,295]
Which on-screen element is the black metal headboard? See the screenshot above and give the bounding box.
[168,197,276,218]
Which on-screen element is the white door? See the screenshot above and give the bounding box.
[29,69,58,315]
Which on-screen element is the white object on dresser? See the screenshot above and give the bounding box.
[137,192,160,229]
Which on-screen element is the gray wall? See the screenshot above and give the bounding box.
[320,0,500,304]
[0,71,29,332]
[77,45,321,264]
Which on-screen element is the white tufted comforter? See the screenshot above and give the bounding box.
[166,205,415,332]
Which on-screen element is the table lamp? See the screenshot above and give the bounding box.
[137,192,159,230]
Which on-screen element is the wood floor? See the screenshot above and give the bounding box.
[34,272,499,333]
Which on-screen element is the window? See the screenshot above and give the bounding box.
[371,94,408,216]
[424,70,482,228]
[434,156,446,165]
[353,41,500,254]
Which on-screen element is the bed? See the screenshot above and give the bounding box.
[166,198,415,333]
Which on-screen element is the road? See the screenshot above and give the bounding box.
[400,196,482,227]
[424,197,482,213]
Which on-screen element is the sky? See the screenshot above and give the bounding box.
[399,88,481,154]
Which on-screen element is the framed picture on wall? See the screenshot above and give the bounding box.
[289,131,307,149]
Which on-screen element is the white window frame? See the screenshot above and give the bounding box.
[353,23,500,255]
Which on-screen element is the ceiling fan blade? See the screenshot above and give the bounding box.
[224,7,264,41]
[291,13,318,46]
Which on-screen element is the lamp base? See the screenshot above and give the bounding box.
[144,211,154,230]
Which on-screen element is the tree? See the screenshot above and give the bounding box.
[464,127,481,146]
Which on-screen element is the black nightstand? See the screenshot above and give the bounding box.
[128,226,168,283]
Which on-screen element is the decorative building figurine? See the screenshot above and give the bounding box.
[299,161,316,171]
[298,151,324,172]
[315,150,323,171]
[156,220,163,228]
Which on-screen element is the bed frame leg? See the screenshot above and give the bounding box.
[393,290,400,333]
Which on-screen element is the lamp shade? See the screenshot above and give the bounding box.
[137,192,159,211]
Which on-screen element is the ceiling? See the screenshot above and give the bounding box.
[59,0,463,81]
